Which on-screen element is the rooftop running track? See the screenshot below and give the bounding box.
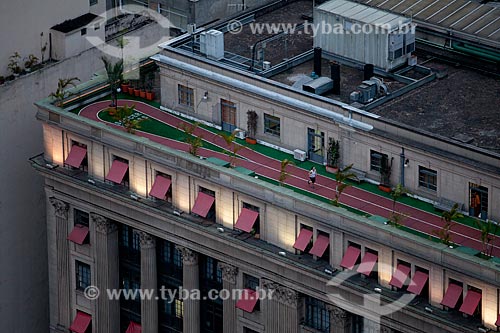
[79,100,500,257]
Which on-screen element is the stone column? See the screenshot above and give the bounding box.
[262,279,300,333]
[328,305,351,333]
[176,246,200,333]
[138,231,158,333]
[217,262,238,333]
[50,197,70,329]
[92,214,120,333]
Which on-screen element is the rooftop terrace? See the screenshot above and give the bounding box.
[168,0,500,151]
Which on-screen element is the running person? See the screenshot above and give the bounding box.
[308,167,317,188]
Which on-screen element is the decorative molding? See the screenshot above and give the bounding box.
[217,262,238,284]
[136,231,155,249]
[49,197,69,219]
[327,305,350,328]
[91,214,117,234]
[175,245,198,265]
[262,279,299,307]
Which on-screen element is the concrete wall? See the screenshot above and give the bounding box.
[156,54,500,221]
[37,111,500,330]
[0,0,107,77]
[0,20,164,332]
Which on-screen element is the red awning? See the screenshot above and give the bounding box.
[407,271,429,295]
[389,264,411,288]
[105,160,128,184]
[340,246,361,270]
[65,145,87,168]
[235,289,259,313]
[309,234,329,257]
[496,313,500,326]
[459,290,482,315]
[69,311,91,333]
[440,283,463,308]
[67,224,89,245]
[191,192,215,218]
[126,321,142,333]
[149,175,172,199]
[357,252,378,276]
[235,208,259,232]
[293,229,313,251]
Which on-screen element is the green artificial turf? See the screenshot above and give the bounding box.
[68,93,498,237]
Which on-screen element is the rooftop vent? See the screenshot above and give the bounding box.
[200,30,224,60]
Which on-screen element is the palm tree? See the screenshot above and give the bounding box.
[474,218,499,257]
[433,203,463,246]
[49,77,80,107]
[101,56,123,107]
[331,164,358,207]
[179,122,203,156]
[279,159,294,186]
[109,104,143,134]
[219,129,243,167]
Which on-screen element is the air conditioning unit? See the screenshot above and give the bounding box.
[263,61,271,70]
[235,129,246,139]
[293,149,306,161]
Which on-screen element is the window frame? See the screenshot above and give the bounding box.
[76,260,91,291]
[304,296,330,332]
[178,84,194,108]
[242,202,260,238]
[369,150,387,172]
[89,0,98,5]
[264,113,280,137]
[418,166,437,191]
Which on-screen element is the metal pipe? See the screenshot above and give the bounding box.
[400,147,405,187]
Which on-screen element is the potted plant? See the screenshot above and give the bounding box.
[145,72,155,101]
[8,52,22,76]
[325,138,340,173]
[121,80,129,93]
[24,54,39,73]
[49,77,80,107]
[246,110,258,144]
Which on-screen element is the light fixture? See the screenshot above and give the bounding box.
[404,158,410,167]
[217,227,224,233]
[324,268,334,275]
[278,251,287,257]
[173,209,183,216]
[87,179,96,185]
[130,194,139,201]
[45,163,58,169]
[374,287,382,293]
[203,91,208,100]
[424,306,433,313]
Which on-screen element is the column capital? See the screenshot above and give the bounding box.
[91,214,117,234]
[217,262,238,284]
[262,279,299,308]
[135,231,155,249]
[175,245,198,265]
[49,197,69,219]
[327,304,350,327]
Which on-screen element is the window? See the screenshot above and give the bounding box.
[158,239,183,280]
[418,166,437,191]
[94,23,100,30]
[76,261,91,291]
[199,187,216,221]
[264,114,280,137]
[370,150,388,172]
[178,85,194,108]
[81,28,87,36]
[242,202,260,237]
[305,296,330,332]
[119,225,141,263]
[90,0,97,5]
[244,274,260,311]
[74,209,89,227]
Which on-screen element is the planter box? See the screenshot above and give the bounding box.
[245,137,257,144]
[378,185,391,193]
[128,87,135,95]
[146,92,155,100]
[121,84,129,92]
[140,90,146,98]
[325,165,338,174]
[134,89,140,97]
